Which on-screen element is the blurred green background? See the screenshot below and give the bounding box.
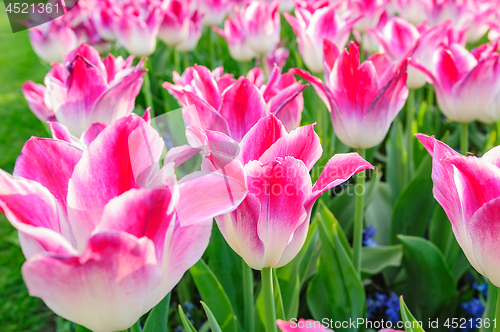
[0,4,54,331]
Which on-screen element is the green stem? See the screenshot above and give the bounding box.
[353,148,366,275]
[243,260,255,332]
[427,84,434,111]
[496,121,500,147]
[461,122,469,156]
[494,287,500,332]
[406,89,415,181]
[261,268,277,332]
[142,59,155,117]
[209,29,215,69]
[173,48,181,73]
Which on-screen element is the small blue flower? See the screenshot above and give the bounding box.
[473,282,488,299]
[385,293,400,323]
[366,292,400,323]
[461,298,485,318]
[363,225,378,247]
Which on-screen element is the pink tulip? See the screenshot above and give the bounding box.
[284,5,359,73]
[416,133,500,287]
[214,11,257,62]
[176,10,204,52]
[263,46,290,77]
[158,0,192,46]
[367,18,451,89]
[388,0,431,25]
[116,0,163,56]
[198,115,373,269]
[347,0,387,33]
[92,0,121,42]
[163,65,307,139]
[277,319,333,331]
[0,113,247,331]
[412,42,500,124]
[197,0,230,26]
[240,1,281,56]
[22,43,146,136]
[29,18,78,63]
[293,42,409,149]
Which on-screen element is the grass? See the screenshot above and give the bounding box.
[0,3,54,331]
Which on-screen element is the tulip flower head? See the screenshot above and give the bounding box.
[29,18,78,63]
[0,113,247,332]
[197,0,230,26]
[284,5,359,73]
[389,0,432,25]
[239,1,281,56]
[116,0,163,56]
[214,9,257,62]
[412,42,500,124]
[417,134,500,287]
[164,65,307,137]
[367,18,451,89]
[293,42,409,149]
[197,115,373,269]
[22,43,146,136]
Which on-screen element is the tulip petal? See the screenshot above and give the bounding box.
[481,146,500,168]
[22,232,163,332]
[245,157,312,268]
[291,68,334,112]
[267,82,307,117]
[22,82,55,122]
[193,65,222,109]
[259,123,322,171]
[14,138,82,214]
[0,170,76,258]
[81,122,107,146]
[239,115,287,165]
[176,171,247,226]
[48,121,73,144]
[306,153,374,211]
[67,115,160,250]
[181,94,230,135]
[467,196,500,286]
[219,77,268,142]
[164,145,201,168]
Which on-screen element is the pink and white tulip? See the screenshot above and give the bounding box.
[239,1,281,56]
[158,0,192,46]
[29,18,78,63]
[277,319,333,331]
[116,0,163,56]
[163,65,307,139]
[367,18,451,89]
[214,12,257,62]
[22,43,146,136]
[197,0,230,26]
[92,0,121,42]
[417,134,500,287]
[293,42,409,149]
[347,0,387,34]
[388,0,431,25]
[412,42,500,124]
[0,113,247,332]
[263,46,290,77]
[284,5,359,73]
[198,115,373,269]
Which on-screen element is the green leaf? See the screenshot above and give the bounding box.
[190,259,239,332]
[201,302,223,332]
[361,245,403,277]
[143,292,171,332]
[398,235,456,321]
[75,326,92,332]
[390,156,435,244]
[205,223,244,322]
[400,296,426,332]
[310,212,364,331]
[386,118,407,202]
[480,280,498,332]
[317,200,351,259]
[255,268,286,328]
[178,305,198,332]
[365,183,393,245]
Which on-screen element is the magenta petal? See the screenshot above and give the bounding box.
[176,171,247,226]
[181,93,231,135]
[67,115,159,250]
[96,188,175,263]
[259,123,322,171]
[291,68,334,112]
[0,170,75,258]
[22,82,55,122]
[219,77,268,142]
[215,193,265,269]
[467,197,500,285]
[267,82,307,117]
[193,65,222,109]
[239,115,287,165]
[14,138,82,214]
[164,145,201,168]
[22,232,163,332]
[91,70,146,125]
[246,157,312,268]
[81,122,107,146]
[48,121,73,144]
[306,153,374,211]
[481,146,500,168]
